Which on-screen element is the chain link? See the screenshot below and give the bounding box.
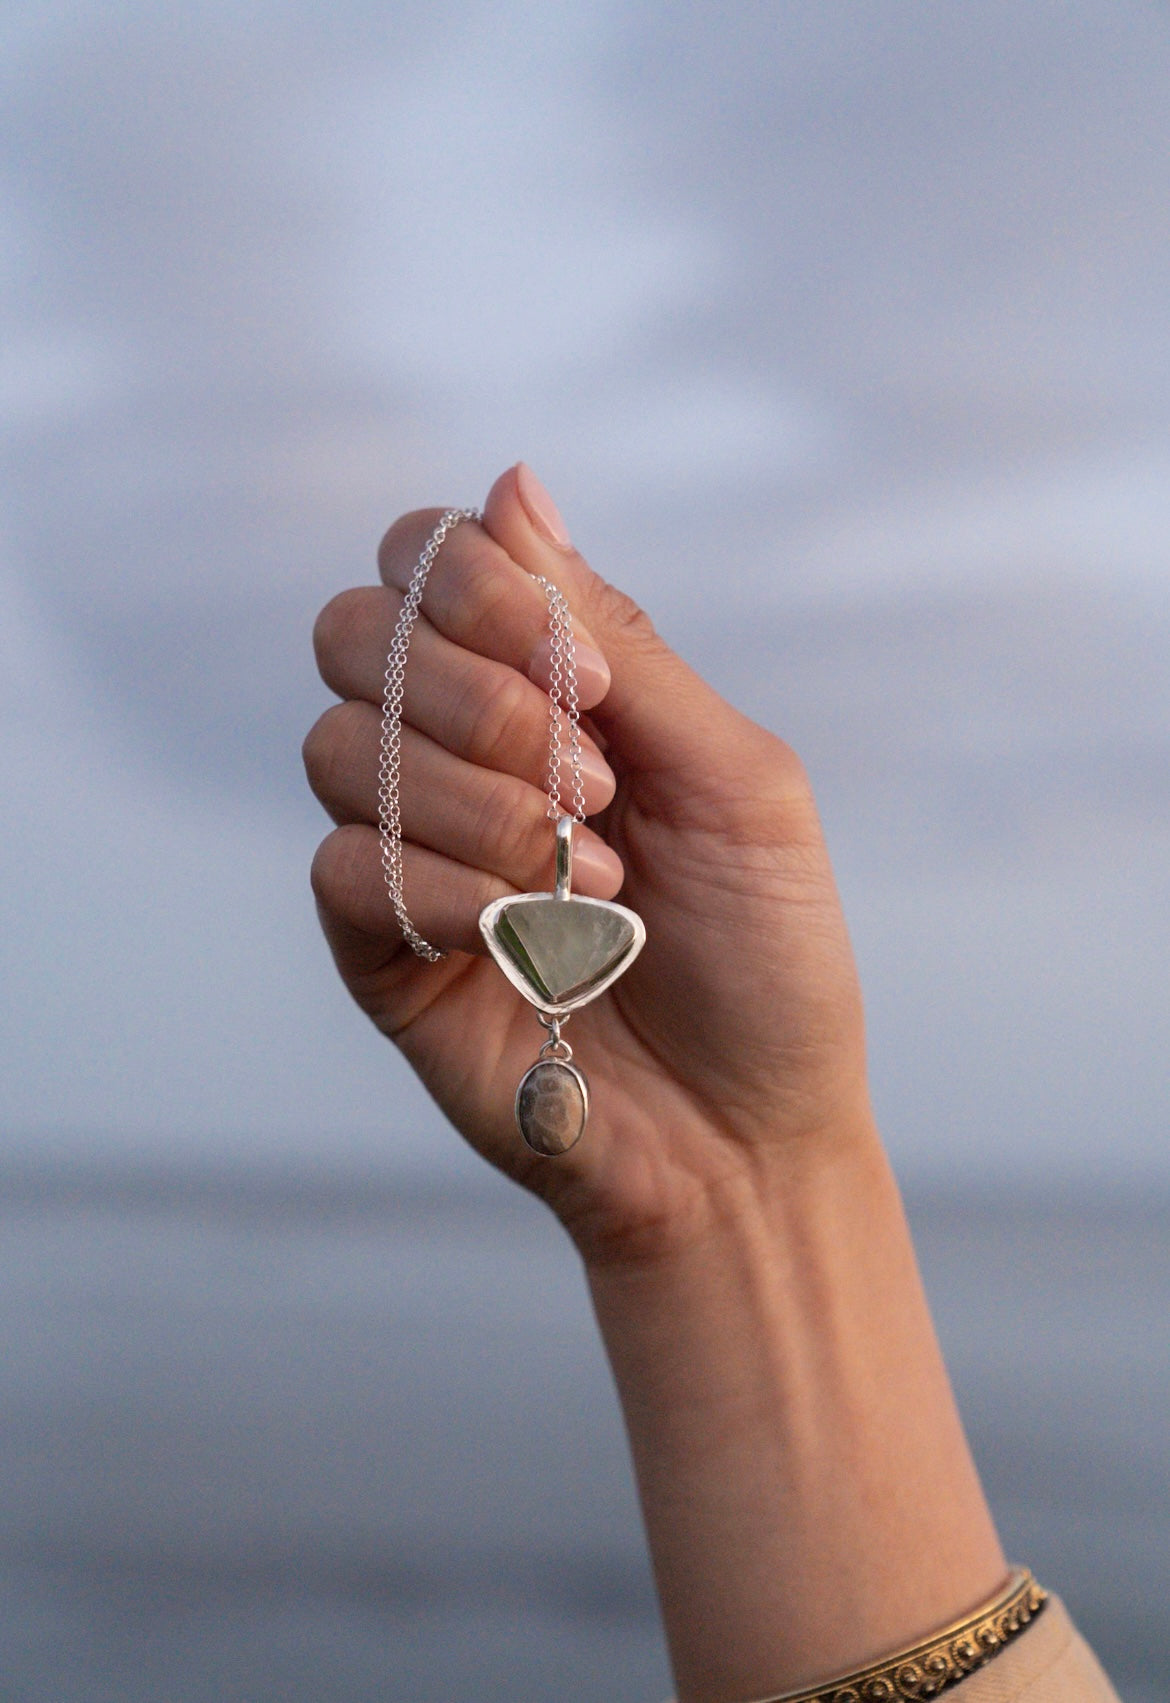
[534,576,587,825]
[379,509,587,961]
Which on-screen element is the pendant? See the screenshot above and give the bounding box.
[479,818,645,1155]
[514,1052,590,1157]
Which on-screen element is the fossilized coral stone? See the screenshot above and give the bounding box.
[515,1059,588,1156]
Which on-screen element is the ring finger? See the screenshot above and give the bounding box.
[304,699,622,893]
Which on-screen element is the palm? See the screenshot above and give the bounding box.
[381,750,866,1233]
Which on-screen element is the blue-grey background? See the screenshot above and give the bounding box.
[0,3,1167,1698]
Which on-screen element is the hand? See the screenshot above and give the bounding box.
[305,464,873,1259]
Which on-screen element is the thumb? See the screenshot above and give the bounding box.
[482,464,749,785]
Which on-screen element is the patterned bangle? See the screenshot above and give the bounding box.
[748,1568,1048,1703]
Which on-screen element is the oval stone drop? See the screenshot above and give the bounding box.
[515,1059,588,1156]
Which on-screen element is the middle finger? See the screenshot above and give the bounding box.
[315,585,616,787]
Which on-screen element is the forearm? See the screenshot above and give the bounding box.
[587,1116,1006,1703]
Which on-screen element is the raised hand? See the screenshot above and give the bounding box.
[305,464,870,1259]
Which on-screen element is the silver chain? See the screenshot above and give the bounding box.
[379,508,586,961]
[535,575,587,826]
[378,509,477,961]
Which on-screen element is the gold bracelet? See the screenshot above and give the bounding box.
[749,1568,1047,1703]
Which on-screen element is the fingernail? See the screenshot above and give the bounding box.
[517,462,572,550]
[528,634,610,699]
[570,834,625,892]
[578,743,617,800]
[572,641,611,699]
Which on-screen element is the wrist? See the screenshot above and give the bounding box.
[554,1086,882,1276]
[584,1120,1005,1701]
[583,1100,885,1274]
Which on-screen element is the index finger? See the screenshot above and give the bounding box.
[378,508,611,708]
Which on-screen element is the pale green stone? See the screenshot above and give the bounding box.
[496,899,636,1006]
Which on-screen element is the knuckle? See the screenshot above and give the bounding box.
[301,711,331,791]
[768,732,811,797]
[593,578,659,647]
[470,774,515,867]
[464,666,536,767]
[310,823,373,917]
[470,864,509,922]
[377,509,446,581]
[692,728,819,845]
[436,543,509,635]
[302,701,364,801]
[312,588,368,674]
[754,732,821,834]
[473,773,544,876]
[379,515,501,635]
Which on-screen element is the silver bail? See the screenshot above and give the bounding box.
[554,815,574,900]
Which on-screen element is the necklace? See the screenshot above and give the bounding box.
[379,509,645,1156]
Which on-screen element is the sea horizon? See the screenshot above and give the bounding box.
[1,1153,1165,1701]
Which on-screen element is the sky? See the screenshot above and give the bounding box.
[1,0,1168,1184]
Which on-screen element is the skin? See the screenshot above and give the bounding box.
[305,464,1007,1702]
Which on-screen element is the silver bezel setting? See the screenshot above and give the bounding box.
[479,893,646,1020]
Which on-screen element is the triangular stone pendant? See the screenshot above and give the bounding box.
[479,893,646,1018]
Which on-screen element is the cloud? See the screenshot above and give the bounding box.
[1,1,1169,1175]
